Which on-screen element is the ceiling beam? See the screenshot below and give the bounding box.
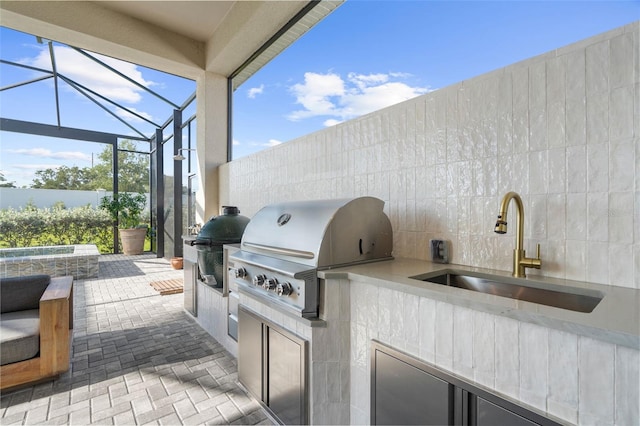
[205,1,308,76]
[0,1,205,79]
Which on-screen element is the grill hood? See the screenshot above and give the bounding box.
[239,196,393,269]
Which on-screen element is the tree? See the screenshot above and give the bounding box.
[31,165,97,190]
[0,172,16,188]
[87,140,149,193]
[29,140,149,193]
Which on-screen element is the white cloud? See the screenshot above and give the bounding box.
[323,119,342,127]
[389,72,413,79]
[244,139,283,148]
[247,84,264,99]
[13,163,63,170]
[287,72,345,121]
[0,169,15,176]
[7,148,91,162]
[24,45,155,104]
[116,107,154,123]
[232,139,240,146]
[265,139,282,147]
[340,82,429,118]
[347,72,389,90]
[287,71,430,124]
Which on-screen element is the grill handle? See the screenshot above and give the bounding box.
[243,242,315,259]
[190,239,228,247]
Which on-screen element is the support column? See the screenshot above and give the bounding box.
[195,72,229,222]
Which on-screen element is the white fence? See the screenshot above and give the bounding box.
[0,188,150,210]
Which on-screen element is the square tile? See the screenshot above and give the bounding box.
[579,337,615,425]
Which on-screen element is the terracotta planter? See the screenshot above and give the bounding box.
[119,228,146,255]
[171,257,183,270]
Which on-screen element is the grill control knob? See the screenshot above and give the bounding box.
[234,267,247,279]
[276,282,293,296]
[252,274,267,286]
[262,278,278,291]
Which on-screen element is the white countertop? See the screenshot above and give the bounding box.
[319,258,640,349]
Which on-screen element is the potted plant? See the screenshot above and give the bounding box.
[100,192,148,255]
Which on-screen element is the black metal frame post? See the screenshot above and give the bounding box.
[112,143,119,253]
[154,128,164,258]
[186,121,194,230]
[173,109,183,258]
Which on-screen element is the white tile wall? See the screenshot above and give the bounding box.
[418,297,436,363]
[615,345,640,425]
[472,310,495,388]
[494,315,520,400]
[221,22,639,289]
[195,282,238,357]
[452,306,474,379]
[548,330,578,424]
[579,337,615,425]
[347,280,640,425]
[434,301,454,370]
[519,323,549,411]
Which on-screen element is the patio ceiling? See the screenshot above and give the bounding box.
[0,1,339,81]
[95,1,237,43]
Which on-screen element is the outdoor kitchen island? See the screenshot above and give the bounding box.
[233,255,640,425]
[318,258,640,426]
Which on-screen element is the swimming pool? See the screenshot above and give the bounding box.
[0,244,100,279]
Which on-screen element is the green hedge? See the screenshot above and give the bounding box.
[0,205,115,253]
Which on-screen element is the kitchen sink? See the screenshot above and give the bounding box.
[410,271,603,313]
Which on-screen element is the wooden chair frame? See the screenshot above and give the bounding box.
[1,276,74,390]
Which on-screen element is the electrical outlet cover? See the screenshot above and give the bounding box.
[430,239,450,264]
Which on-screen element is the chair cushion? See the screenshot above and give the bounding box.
[0,275,50,314]
[0,310,40,365]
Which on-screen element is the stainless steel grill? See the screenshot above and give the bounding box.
[229,196,393,318]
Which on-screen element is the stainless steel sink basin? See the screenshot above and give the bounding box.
[410,271,603,313]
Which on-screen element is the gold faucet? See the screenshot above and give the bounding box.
[494,191,541,278]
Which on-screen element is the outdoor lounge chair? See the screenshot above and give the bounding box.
[0,274,73,390]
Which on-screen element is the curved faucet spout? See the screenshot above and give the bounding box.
[495,191,524,247]
[494,191,540,278]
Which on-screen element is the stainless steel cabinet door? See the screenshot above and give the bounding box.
[373,351,453,425]
[267,327,304,425]
[372,341,557,426]
[475,397,539,426]
[238,308,263,400]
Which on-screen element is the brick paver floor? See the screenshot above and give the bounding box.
[1,254,271,425]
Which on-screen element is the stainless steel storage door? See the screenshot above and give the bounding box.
[267,327,303,425]
[238,308,263,400]
[373,350,452,425]
[238,306,308,424]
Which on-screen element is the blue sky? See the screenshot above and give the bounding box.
[0,29,196,187]
[1,1,639,186]
[232,0,639,158]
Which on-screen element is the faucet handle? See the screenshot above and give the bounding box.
[520,243,542,272]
